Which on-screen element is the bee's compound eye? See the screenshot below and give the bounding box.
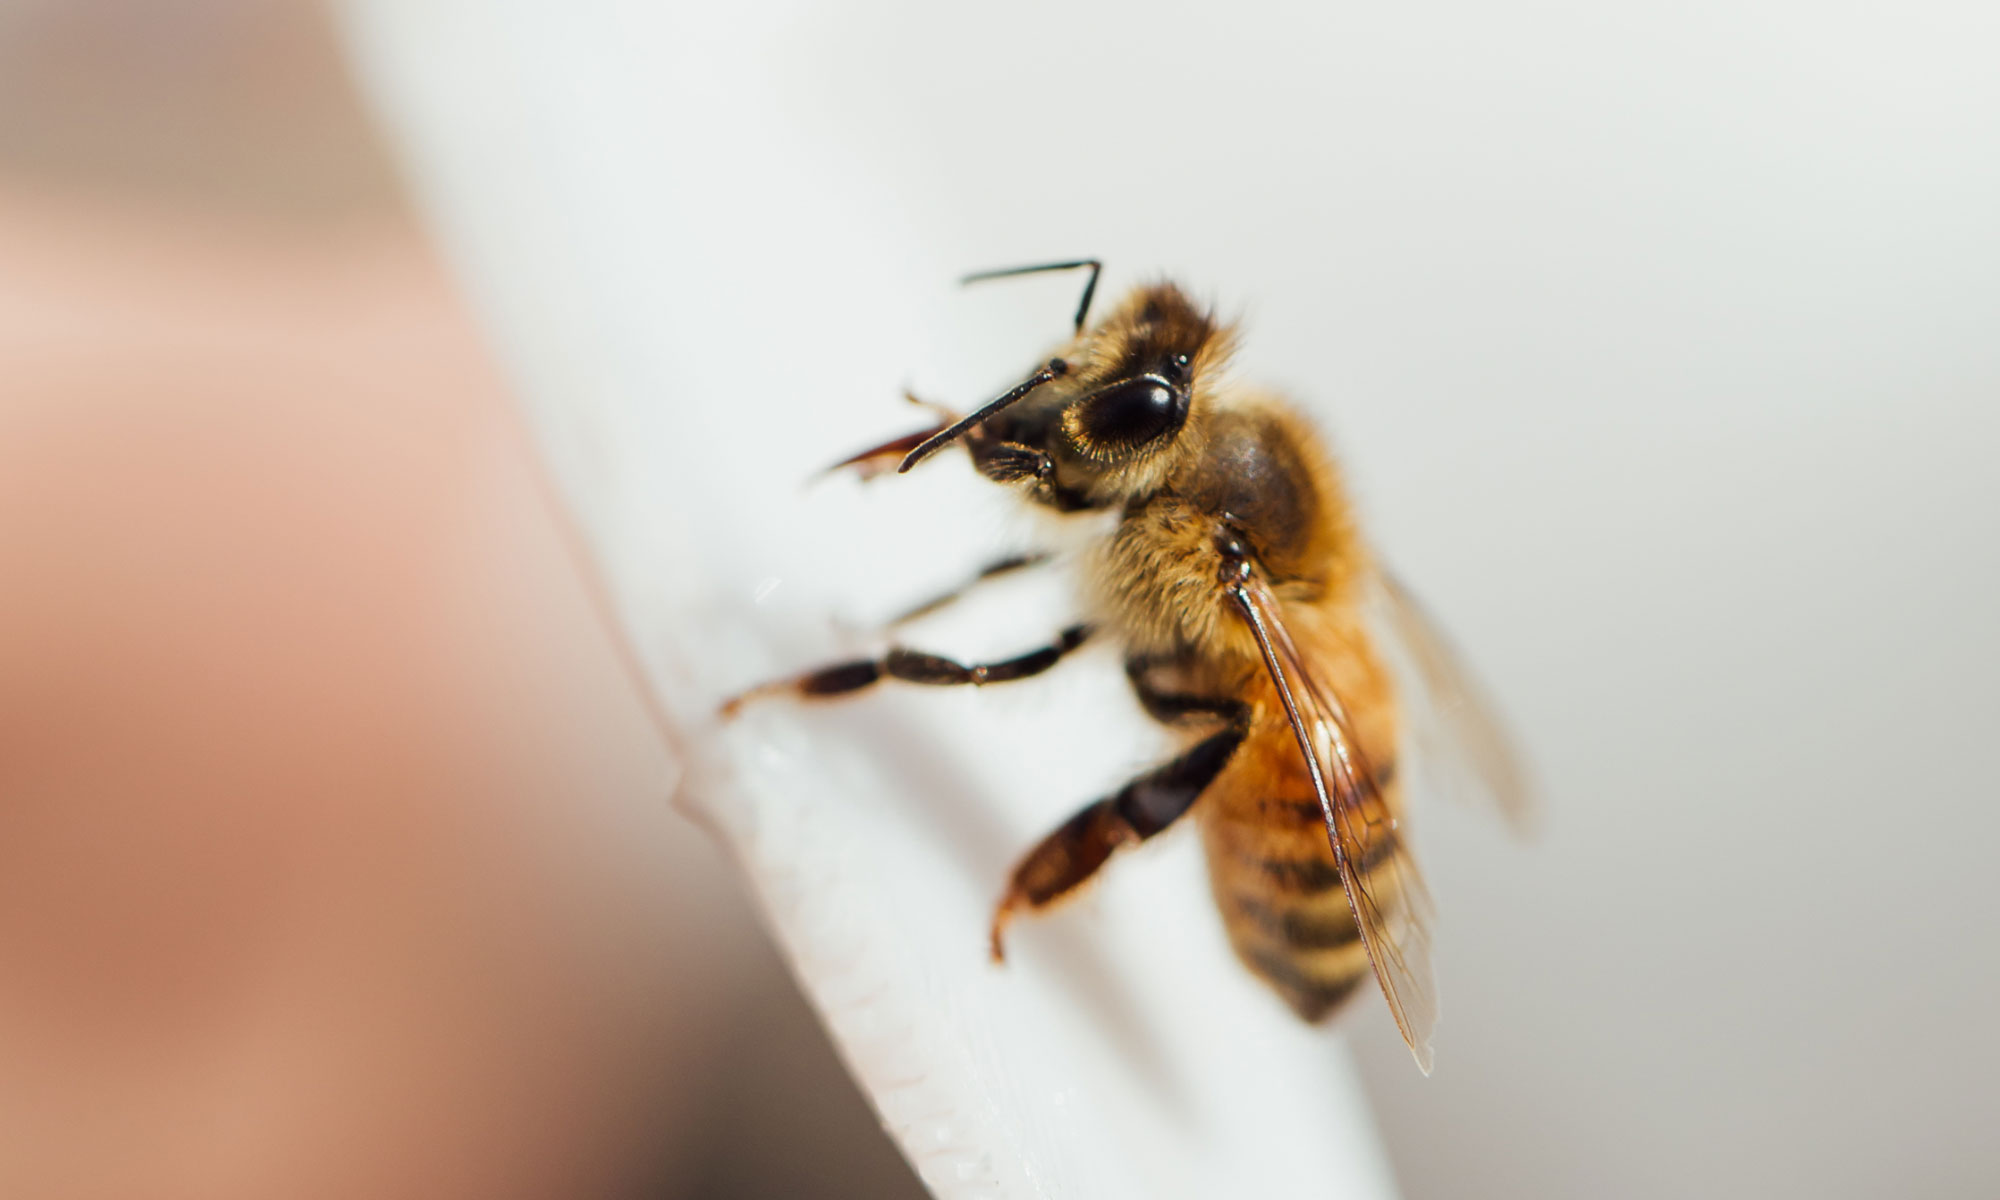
[1074,375,1188,452]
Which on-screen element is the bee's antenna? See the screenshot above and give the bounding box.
[961,259,1103,336]
[898,358,1070,473]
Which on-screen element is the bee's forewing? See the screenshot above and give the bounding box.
[1230,574,1441,1074]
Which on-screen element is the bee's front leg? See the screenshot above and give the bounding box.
[822,417,953,481]
[972,441,1053,484]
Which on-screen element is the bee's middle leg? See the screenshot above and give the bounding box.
[887,551,1051,627]
[720,624,1092,715]
[990,702,1247,961]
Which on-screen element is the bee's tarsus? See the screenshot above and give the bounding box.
[988,909,1013,964]
[732,626,1094,710]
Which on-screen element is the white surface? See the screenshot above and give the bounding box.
[343,2,2000,1197]
[339,4,1407,1198]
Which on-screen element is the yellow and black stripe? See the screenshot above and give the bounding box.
[1201,746,1406,1021]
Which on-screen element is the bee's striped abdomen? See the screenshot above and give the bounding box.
[1200,728,1404,1022]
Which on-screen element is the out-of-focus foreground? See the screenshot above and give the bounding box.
[0,3,919,1197]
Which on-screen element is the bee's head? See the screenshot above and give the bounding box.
[1051,283,1216,467]
[903,281,1231,509]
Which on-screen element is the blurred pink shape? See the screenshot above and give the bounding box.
[0,188,744,1199]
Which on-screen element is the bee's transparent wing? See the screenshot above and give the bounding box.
[1368,568,1537,834]
[1228,574,1441,1074]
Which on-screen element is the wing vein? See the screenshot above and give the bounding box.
[1227,573,1439,1074]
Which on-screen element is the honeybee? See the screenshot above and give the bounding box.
[724,261,1528,1073]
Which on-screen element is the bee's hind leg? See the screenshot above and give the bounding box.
[990,709,1247,962]
[718,623,1092,717]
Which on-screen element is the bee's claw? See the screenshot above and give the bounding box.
[717,680,784,719]
[989,903,1015,965]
